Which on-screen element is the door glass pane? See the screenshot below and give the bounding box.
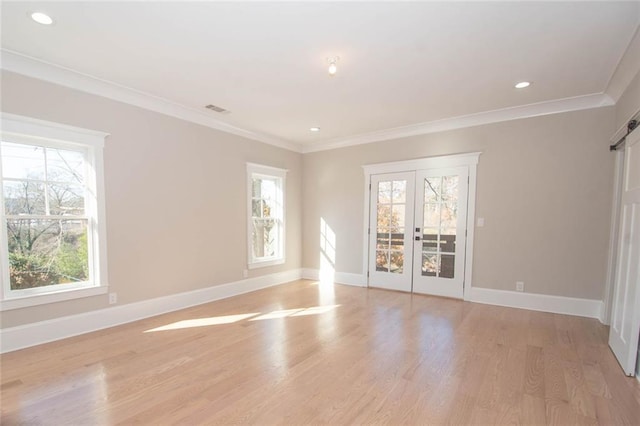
[439,234,456,253]
[422,237,438,252]
[390,229,404,251]
[440,203,457,229]
[376,250,389,272]
[423,203,440,227]
[390,251,404,273]
[377,231,390,250]
[424,177,441,202]
[440,254,455,278]
[441,176,459,202]
[377,204,390,230]
[392,180,406,203]
[392,205,405,228]
[378,181,391,203]
[375,179,408,275]
[422,252,438,277]
[421,174,461,280]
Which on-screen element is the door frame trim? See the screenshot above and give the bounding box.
[362,152,481,300]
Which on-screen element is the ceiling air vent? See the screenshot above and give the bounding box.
[205,104,230,114]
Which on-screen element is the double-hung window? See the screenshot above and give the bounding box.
[247,163,286,269]
[0,114,108,309]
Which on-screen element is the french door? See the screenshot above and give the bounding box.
[368,167,469,298]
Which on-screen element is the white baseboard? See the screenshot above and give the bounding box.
[302,268,367,287]
[467,287,604,320]
[0,269,302,354]
[3,272,606,353]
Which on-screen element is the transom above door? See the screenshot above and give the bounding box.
[363,153,480,299]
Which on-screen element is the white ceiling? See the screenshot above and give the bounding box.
[1,1,639,151]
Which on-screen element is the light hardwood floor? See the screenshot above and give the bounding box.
[1,280,640,425]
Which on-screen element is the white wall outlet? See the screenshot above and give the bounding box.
[243,269,248,278]
[516,281,524,292]
[109,292,118,304]
[477,217,485,227]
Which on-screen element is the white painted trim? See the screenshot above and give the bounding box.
[362,174,371,283]
[1,50,619,155]
[1,113,109,147]
[302,268,604,320]
[301,268,367,287]
[0,269,302,353]
[246,163,287,269]
[0,114,109,307]
[362,153,481,297]
[463,163,478,302]
[302,94,614,153]
[468,287,604,321]
[1,49,301,153]
[0,286,108,311]
[605,25,640,103]
[362,152,481,175]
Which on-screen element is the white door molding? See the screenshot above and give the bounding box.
[362,152,481,299]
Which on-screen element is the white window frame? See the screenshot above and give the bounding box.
[247,163,286,269]
[0,113,109,311]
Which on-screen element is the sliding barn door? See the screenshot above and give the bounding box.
[609,128,640,376]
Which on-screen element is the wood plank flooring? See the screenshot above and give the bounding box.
[1,280,639,425]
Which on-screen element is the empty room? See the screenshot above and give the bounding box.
[1,1,640,424]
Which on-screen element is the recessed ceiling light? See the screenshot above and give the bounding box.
[515,81,531,89]
[31,12,53,25]
[310,127,321,132]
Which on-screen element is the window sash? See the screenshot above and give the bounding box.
[247,163,286,269]
[0,117,106,305]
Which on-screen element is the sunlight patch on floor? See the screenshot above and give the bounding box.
[144,313,259,332]
[144,305,341,332]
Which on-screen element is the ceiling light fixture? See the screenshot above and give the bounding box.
[31,12,53,25]
[327,57,339,76]
[310,127,321,132]
[515,81,531,89]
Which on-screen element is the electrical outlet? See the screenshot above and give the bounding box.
[516,281,524,292]
[109,292,118,304]
[477,217,485,227]
[243,269,248,278]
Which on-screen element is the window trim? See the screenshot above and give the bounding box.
[0,113,109,311]
[246,162,287,269]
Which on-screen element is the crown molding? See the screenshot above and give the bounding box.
[301,92,615,153]
[1,49,620,156]
[0,49,303,153]
[605,23,640,103]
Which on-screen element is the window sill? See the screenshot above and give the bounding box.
[0,286,108,311]
[248,258,285,270]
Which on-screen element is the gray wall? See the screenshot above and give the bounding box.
[2,67,634,330]
[0,71,302,328]
[302,107,616,300]
[615,69,640,131]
